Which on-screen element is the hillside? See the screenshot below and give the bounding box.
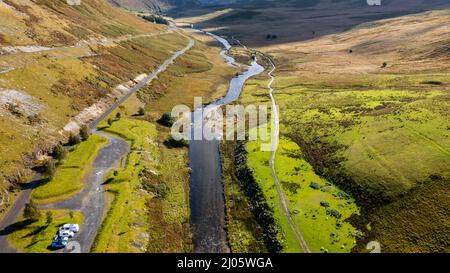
[0,0,193,219]
[176,1,450,252]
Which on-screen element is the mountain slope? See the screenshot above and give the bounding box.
[0,0,180,217]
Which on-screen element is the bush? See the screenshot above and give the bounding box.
[53,144,67,161]
[79,125,90,141]
[320,201,330,207]
[116,112,122,120]
[107,118,113,126]
[68,133,81,146]
[141,14,169,25]
[326,208,342,219]
[43,159,56,178]
[158,112,175,127]
[137,107,145,116]
[45,211,53,225]
[309,182,320,190]
[143,182,168,198]
[23,200,41,221]
[164,136,189,148]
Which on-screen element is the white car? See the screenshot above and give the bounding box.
[69,224,80,233]
[59,224,80,233]
[59,229,74,238]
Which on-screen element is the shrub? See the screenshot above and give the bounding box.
[320,201,330,207]
[143,182,168,198]
[53,144,68,161]
[43,159,56,178]
[115,112,121,120]
[79,125,90,141]
[309,182,320,190]
[45,211,53,225]
[107,118,113,126]
[164,136,189,148]
[68,133,81,146]
[137,107,145,116]
[158,112,175,127]
[326,208,342,219]
[23,200,41,221]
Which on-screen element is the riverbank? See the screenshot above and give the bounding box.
[188,30,264,253]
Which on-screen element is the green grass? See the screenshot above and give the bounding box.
[32,135,108,203]
[8,210,83,253]
[245,125,360,253]
[92,117,157,253]
[92,110,191,253]
[221,141,267,253]
[239,71,450,252]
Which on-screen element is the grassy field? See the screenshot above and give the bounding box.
[8,210,83,253]
[236,69,450,252]
[221,141,267,253]
[31,135,108,203]
[92,116,159,253]
[91,96,191,253]
[241,124,360,253]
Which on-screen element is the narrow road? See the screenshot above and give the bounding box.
[0,30,194,253]
[264,55,311,253]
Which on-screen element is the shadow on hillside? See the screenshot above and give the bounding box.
[171,0,450,47]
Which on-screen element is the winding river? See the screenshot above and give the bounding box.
[189,32,264,253]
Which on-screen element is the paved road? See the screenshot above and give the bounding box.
[264,55,311,253]
[0,29,194,253]
[0,174,42,253]
[41,131,129,253]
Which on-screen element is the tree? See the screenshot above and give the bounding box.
[158,112,175,127]
[138,107,145,116]
[116,112,122,120]
[68,133,81,146]
[79,125,90,141]
[24,200,41,221]
[381,62,388,68]
[107,118,113,126]
[43,159,56,179]
[53,144,67,161]
[45,211,53,225]
[69,211,74,219]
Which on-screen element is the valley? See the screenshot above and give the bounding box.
[0,0,449,254]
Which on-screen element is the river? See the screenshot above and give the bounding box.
[188,31,265,253]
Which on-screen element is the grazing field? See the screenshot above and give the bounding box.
[241,124,360,253]
[31,135,108,203]
[8,210,83,253]
[239,69,450,252]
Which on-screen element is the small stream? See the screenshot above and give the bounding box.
[189,31,264,253]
